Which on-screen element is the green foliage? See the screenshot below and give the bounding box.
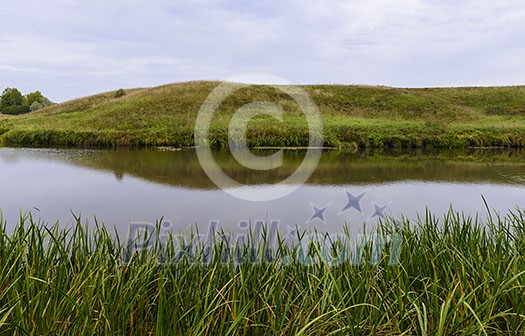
[29,101,44,111]
[0,87,25,111]
[26,90,44,106]
[29,97,53,111]
[1,105,30,115]
[26,90,53,111]
[115,88,126,98]
[0,87,53,114]
[0,209,524,334]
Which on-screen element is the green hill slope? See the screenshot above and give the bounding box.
[1,81,524,148]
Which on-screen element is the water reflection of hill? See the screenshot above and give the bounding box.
[65,148,525,188]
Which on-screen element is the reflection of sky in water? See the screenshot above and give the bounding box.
[0,148,524,238]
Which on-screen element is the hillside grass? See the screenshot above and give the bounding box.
[1,82,525,148]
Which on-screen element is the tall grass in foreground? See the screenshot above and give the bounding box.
[1,209,525,335]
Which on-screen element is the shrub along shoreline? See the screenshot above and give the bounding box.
[1,122,525,149]
[1,82,525,148]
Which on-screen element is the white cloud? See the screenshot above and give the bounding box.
[0,0,524,101]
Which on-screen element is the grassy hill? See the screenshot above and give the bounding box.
[1,81,524,148]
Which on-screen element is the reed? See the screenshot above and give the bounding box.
[0,208,524,334]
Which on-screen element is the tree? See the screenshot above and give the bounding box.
[26,91,54,111]
[26,91,44,106]
[115,89,126,98]
[1,87,54,114]
[0,87,25,110]
[29,97,53,111]
[30,101,45,111]
[2,105,30,115]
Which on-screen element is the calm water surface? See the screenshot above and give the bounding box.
[0,147,524,236]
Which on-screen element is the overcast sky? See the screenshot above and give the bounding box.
[1,0,524,102]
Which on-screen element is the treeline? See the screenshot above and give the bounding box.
[0,87,54,115]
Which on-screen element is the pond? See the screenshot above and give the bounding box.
[0,147,524,237]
